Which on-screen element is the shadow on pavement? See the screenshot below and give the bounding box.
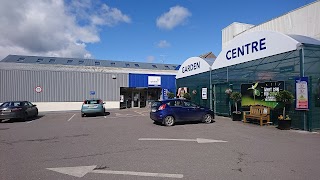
[0,115,45,123]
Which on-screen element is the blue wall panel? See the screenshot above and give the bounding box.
[129,73,176,91]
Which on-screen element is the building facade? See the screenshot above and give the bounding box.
[177,1,320,131]
[0,55,178,111]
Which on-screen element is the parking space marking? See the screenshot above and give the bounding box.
[26,121,33,123]
[67,114,76,122]
[134,110,149,116]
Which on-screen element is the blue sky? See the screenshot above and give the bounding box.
[0,0,314,65]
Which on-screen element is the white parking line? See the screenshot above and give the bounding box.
[67,114,76,121]
[26,121,33,123]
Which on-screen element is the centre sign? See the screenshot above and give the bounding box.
[212,31,301,70]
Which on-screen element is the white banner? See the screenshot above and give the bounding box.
[202,88,207,100]
[148,76,161,86]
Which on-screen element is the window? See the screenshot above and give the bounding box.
[111,62,116,66]
[84,100,101,104]
[36,58,43,63]
[79,60,84,64]
[67,60,73,63]
[49,59,55,63]
[95,61,100,66]
[152,65,157,68]
[17,57,25,62]
[125,63,130,67]
[165,65,170,69]
[183,101,198,107]
[167,100,182,107]
[134,64,140,67]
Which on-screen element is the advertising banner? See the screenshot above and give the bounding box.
[241,81,284,108]
[295,77,309,110]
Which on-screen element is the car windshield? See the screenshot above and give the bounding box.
[84,100,101,104]
[0,101,23,107]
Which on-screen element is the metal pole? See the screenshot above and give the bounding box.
[227,67,229,82]
[210,67,213,110]
[300,47,307,131]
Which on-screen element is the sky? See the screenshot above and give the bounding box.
[0,0,315,65]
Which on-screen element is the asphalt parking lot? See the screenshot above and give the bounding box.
[1,108,320,180]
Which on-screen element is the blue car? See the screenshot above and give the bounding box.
[81,99,105,117]
[150,99,214,126]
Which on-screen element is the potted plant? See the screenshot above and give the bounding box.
[230,91,242,121]
[275,90,294,130]
[183,92,191,100]
[167,92,175,99]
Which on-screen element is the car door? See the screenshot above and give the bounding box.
[182,101,204,121]
[22,102,33,117]
[27,102,37,116]
[179,100,198,121]
[167,100,185,121]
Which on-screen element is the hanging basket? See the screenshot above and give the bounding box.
[225,88,232,95]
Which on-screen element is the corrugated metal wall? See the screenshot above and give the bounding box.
[0,69,128,102]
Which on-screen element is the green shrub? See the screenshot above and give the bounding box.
[167,92,175,99]
[183,92,191,100]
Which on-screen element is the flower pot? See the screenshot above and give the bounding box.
[277,120,291,130]
[232,112,242,121]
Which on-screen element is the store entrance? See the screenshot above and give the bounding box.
[120,87,161,109]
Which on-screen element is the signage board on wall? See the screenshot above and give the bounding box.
[241,81,284,108]
[295,77,309,110]
[202,88,207,100]
[148,76,161,86]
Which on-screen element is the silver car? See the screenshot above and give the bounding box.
[0,101,38,122]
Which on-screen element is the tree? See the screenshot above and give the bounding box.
[275,90,294,120]
[230,92,242,113]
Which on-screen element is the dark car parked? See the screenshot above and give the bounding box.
[0,101,38,122]
[150,99,215,126]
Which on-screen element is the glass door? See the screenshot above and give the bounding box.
[132,91,140,108]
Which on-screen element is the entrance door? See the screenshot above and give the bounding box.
[132,91,140,108]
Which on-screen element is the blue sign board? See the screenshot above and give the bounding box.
[90,91,95,95]
[162,89,168,100]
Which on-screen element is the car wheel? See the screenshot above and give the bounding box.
[34,109,38,117]
[81,114,85,117]
[163,116,175,126]
[203,114,212,124]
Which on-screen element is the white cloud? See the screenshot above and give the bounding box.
[157,40,171,48]
[156,6,191,30]
[146,56,155,63]
[0,0,131,60]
